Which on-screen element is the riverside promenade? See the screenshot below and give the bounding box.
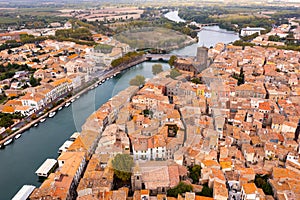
[0,56,149,146]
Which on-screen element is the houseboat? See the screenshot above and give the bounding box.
[35,159,57,178]
[12,185,36,200]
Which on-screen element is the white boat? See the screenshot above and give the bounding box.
[58,106,63,111]
[76,95,80,99]
[40,118,46,123]
[34,123,39,127]
[110,75,113,78]
[48,112,56,118]
[15,134,21,139]
[4,138,13,146]
[94,84,98,87]
[70,99,75,103]
[65,102,71,107]
[106,77,109,80]
[101,80,105,83]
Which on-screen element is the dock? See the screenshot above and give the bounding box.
[35,159,57,178]
[12,185,36,200]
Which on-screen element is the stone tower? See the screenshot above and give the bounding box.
[131,162,142,190]
[196,46,208,66]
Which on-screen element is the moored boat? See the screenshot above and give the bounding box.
[4,138,13,146]
[15,134,21,139]
[70,99,75,103]
[76,95,80,99]
[40,118,46,123]
[34,123,39,127]
[48,112,56,118]
[58,106,63,111]
[65,102,71,107]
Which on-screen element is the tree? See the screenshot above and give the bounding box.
[196,183,213,197]
[170,68,181,79]
[168,55,177,67]
[152,64,163,75]
[0,115,14,128]
[254,175,273,196]
[167,182,193,197]
[188,165,201,184]
[112,154,134,181]
[129,75,145,86]
[268,35,281,42]
[29,75,40,87]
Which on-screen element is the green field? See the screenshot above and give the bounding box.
[115,27,189,50]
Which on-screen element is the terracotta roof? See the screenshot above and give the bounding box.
[242,183,257,194]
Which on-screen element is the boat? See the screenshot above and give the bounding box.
[65,102,71,107]
[110,75,113,78]
[94,84,98,87]
[58,106,63,111]
[48,112,56,118]
[40,118,46,123]
[70,99,75,103]
[76,95,80,99]
[101,79,105,83]
[34,123,39,127]
[4,138,13,146]
[15,134,21,140]
[106,77,109,80]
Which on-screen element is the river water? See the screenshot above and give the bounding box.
[0,11,239,200]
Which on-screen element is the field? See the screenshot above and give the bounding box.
[114,27,190,50]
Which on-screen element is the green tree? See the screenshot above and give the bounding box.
[170,68,181,79]
[0,115,14,128]
[168,55,177,67]
[254,175,274,196]
[268,35,281,42]
[29,75,40,87]
[196,183,213,197]
[167,182,193,197]
[112,154,134,181]
[188,165,201,184]
[152,64,163,75]
[191,78,202,84]
[129,75,145,86]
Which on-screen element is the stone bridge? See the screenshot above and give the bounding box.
[145,54,190,61]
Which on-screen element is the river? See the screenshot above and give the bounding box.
[0,11,239,200]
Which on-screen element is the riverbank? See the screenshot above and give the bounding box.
[0,56,149,146]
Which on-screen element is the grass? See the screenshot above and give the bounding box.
[212,14,255,23]
[115,27,189,50]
